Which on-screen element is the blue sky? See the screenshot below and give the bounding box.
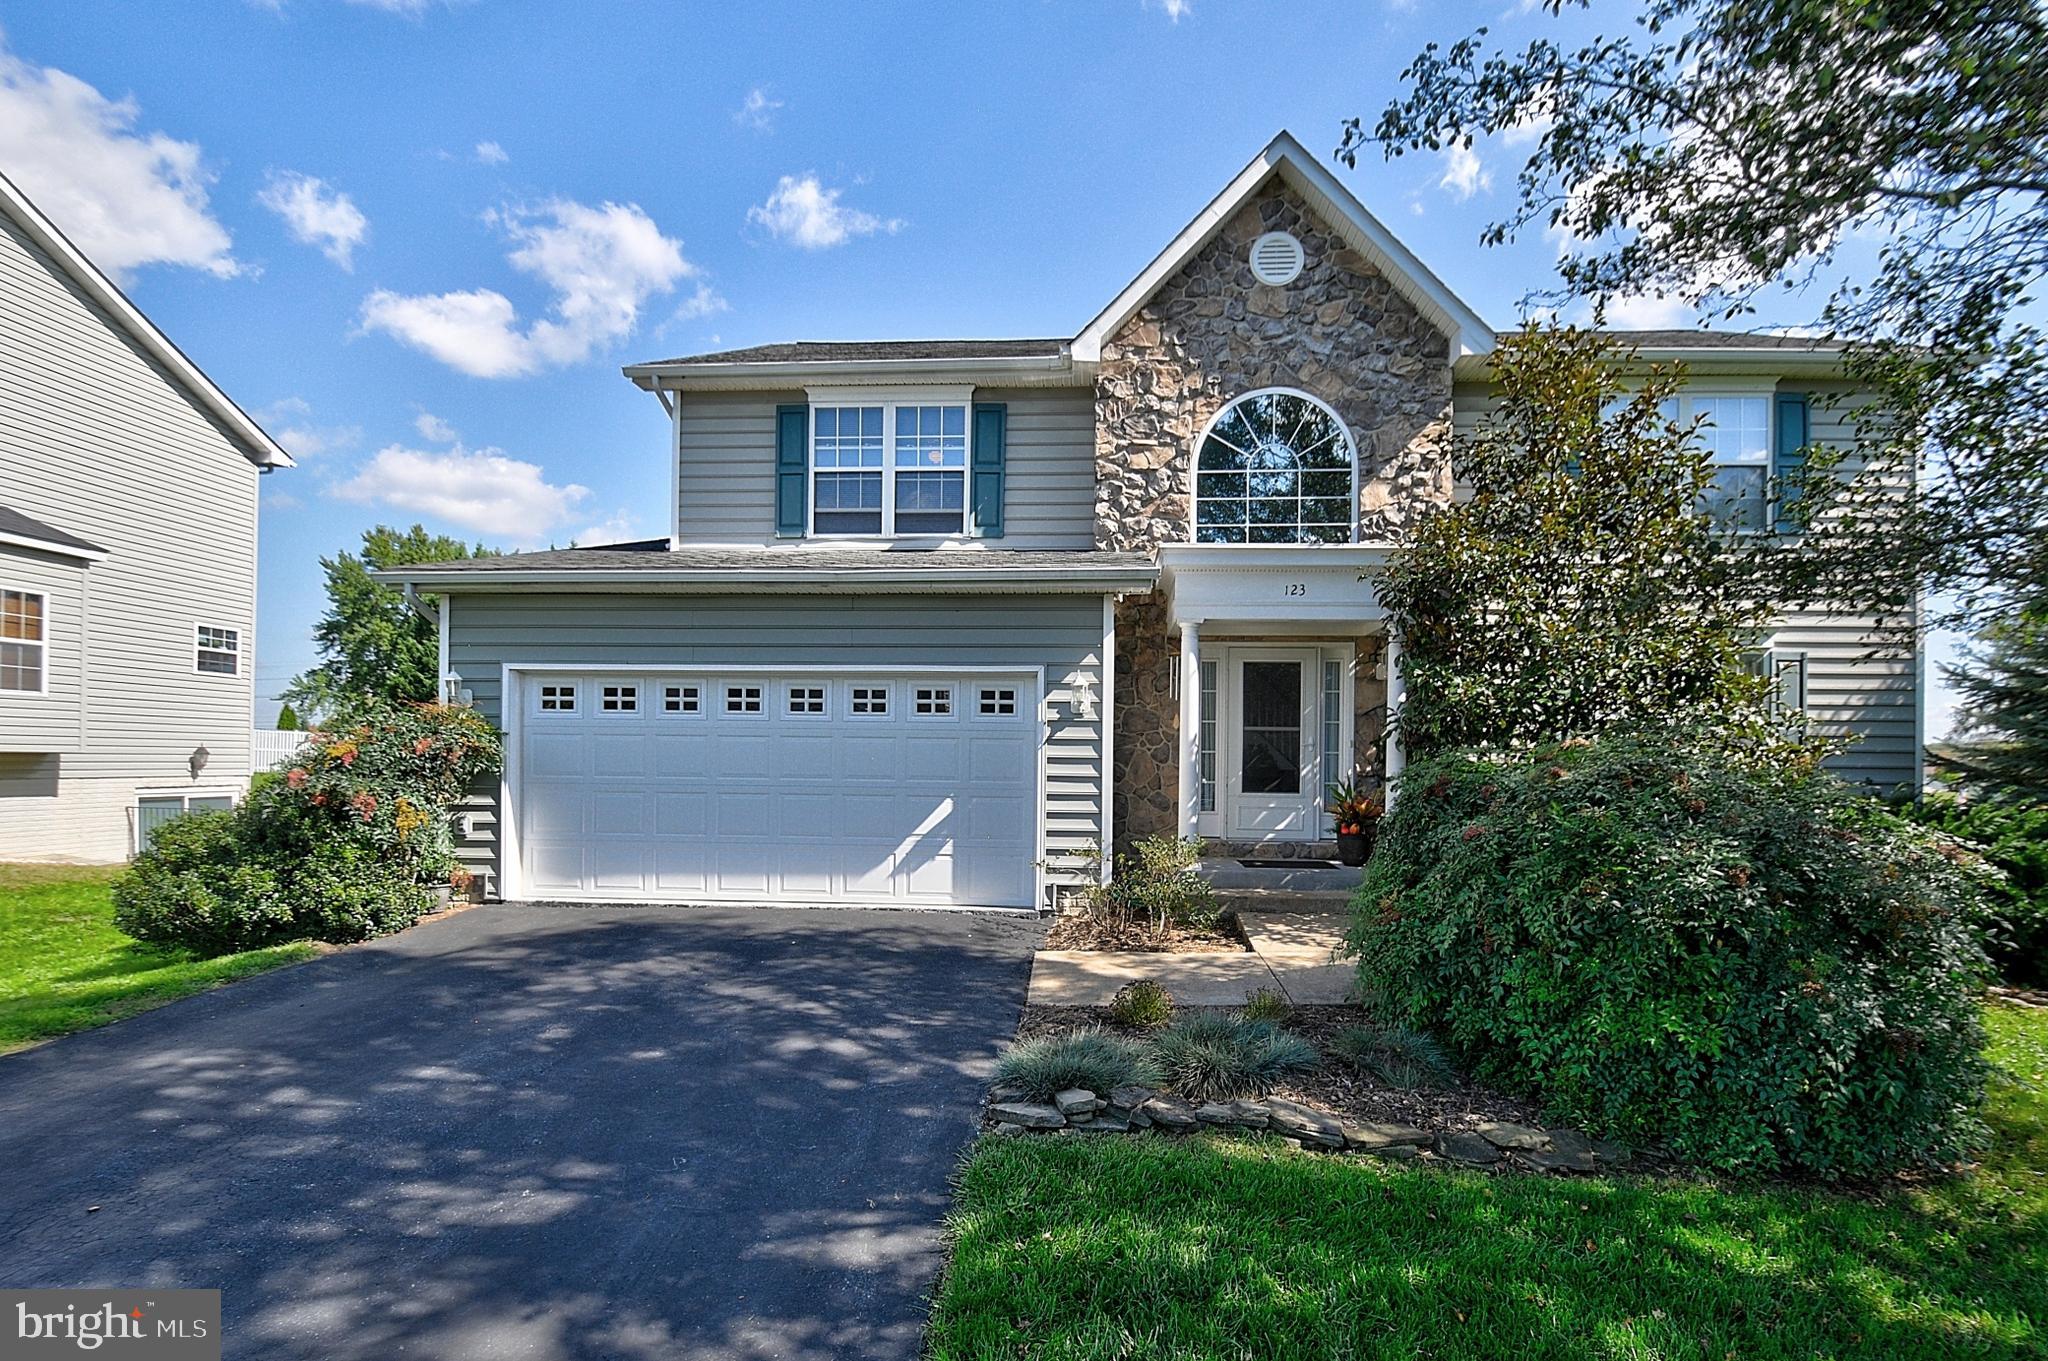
[0,0,1963,733]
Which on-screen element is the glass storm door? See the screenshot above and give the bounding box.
[1228,651,1319,838]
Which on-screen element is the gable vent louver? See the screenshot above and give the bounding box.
[1249,231,1305,286]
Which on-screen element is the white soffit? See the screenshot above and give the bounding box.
[1071,130,1495,363]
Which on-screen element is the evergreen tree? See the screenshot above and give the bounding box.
[1944,608,2048,803]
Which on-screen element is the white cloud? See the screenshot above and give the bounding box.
[734,88,782,131]
[330,442,590,542]
[670,281,729,324]
[0,35,238,279]
[257,170,368,269]
[1149,0,1191,20]
[344,0,459,14]
[358,198,701,378]
[261,486,304,511]
[473,140,508,165]
[413,410,459,442]
[747,174,901,250]
[1591,293,1692,330]
[1437,142,1492,201]
[255,397,358,458]
[573,510,645,545]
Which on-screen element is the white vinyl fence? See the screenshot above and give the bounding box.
[251,728,311,770]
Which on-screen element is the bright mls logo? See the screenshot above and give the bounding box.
[4,1290,220,1359]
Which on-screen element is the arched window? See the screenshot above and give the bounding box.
[1192,389,1356,544]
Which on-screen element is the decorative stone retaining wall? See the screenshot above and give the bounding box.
[987,1083,1633,1175]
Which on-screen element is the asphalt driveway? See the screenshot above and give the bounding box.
[0,902,1041,1360]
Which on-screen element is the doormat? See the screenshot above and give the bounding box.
[1235,859,1341,869]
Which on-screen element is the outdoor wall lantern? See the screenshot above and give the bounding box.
[188,744,210,780]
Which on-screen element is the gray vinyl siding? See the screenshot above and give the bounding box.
[445,591,1108,900]
[673,386,1095,549]
[1447,376,1920,791]
[0,210,260,860]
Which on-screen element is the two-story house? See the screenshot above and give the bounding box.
[386,133,1920,911]
[0,171,292,862]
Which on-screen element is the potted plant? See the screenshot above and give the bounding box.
[1326,781,1384,866]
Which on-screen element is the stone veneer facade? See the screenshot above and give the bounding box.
[1097,183,1454,848]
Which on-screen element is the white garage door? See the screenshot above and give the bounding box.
[514,671,1039,908]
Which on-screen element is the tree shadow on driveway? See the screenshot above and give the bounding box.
[0,902,1042,1361]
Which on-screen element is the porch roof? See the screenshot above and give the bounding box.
[1157,543,1394,634]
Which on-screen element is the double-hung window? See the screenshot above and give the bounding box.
[1691,395,1771,532]
[1,589,45,693]
[196,624,240,676]
[810,395,969,537]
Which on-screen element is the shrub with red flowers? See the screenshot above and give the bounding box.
[115,703,502,953]
[1345,723,1995,1177]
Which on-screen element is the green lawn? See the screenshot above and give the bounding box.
[931,1003,2048,1360]
[0,863,317,1053]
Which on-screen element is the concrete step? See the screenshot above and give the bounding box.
[1216,888,1355,916]
[1193,860,1364,892]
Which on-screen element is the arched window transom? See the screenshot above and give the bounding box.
[1193,390,1355,544]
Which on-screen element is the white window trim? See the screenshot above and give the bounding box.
[0,583,48,697]
[661,682,703,716]
[1186,386,1360,546]
[803,384,976,542]
[193,621,241,677]
[597,682,641,714]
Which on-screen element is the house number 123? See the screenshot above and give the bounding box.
[1282,583,1307,597]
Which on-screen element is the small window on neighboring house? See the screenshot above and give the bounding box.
[787,685,826,714]
[851,686,888,715]
[601,684,638,712]
[1746,649,1808,717]
[663,684,700,714]
[726,685,763,714]
[136,792,235,854]
[977,686,1018,716]
[196,624,239,675]
[1,589,45,693]
[539,683,577,711]
[914,686,952,716]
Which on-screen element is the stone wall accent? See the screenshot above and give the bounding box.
[1095,183,1450,849]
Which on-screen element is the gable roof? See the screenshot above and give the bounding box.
[1070,130,1495,363]
[0,504,108,562]
[0,171,293,471]
[638,338,1069,367]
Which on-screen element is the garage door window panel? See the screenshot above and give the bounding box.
[539,683,577,713]
[600,684,638,713]
[850,685,890,716]
[663,684,701,714]
[725,684,764,715]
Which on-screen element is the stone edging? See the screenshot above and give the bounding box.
[987,1084,1631,1174]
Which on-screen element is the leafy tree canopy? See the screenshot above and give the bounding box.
[1348,0,2048,629]
[284,525,494,721]
[1384,326,1783,757]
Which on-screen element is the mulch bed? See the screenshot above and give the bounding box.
[1040,912,1251,954]
[1017,1002,1547,1134]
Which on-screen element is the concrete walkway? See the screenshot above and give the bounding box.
[1028,909,1354,1007]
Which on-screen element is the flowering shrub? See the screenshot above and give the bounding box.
[115,704,501,952]
[1347,725,1993,1177]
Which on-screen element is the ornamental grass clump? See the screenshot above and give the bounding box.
[1329,1024,1457,1089]
[1348,724,1995,1176]
[996,1031,1163,1103]
[1238,987,1293,1025]
[1154,1011,1319,1103]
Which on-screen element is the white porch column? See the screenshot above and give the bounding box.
[1383,626,1406,807]
[1178,620,1202,840]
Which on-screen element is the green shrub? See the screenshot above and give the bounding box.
[996,1031,1163,1102]
[113,702,501,955]
[1107,979,1175,1029]
[1238,987,1292,1024]
[1329,1024,1457,1089]
[1154,1012,1319,1102]
[1082,836,1220,934]
[112,812,295,954]
[294,842,438,942]
[1348,726,1992,1176]
[1896,790,2048,986]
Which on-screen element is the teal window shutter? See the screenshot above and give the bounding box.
[775,404,807,537]
[1773,391,1810,532]
[971,403,1007,538]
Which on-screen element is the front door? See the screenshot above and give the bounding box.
[1227,650,1320,838]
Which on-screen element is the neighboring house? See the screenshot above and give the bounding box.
[386,132,1920,911]
[0,172,292,862]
